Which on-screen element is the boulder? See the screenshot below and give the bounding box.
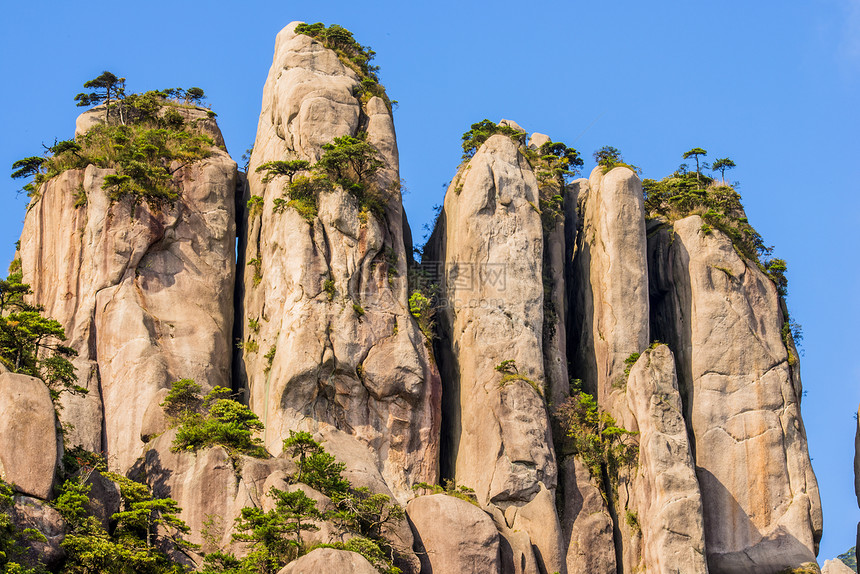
[240,21,440,504]
[821,559,854,574]
[277,548,378,574]
[528,132,551,150]
[59,358,103,452]
[649,214,822,572]
[83,470,121,528]
[0,372,58,499]
[10,495,67,568]
[407,494,501,574]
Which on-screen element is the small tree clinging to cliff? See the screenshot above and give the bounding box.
[74,71,126,122]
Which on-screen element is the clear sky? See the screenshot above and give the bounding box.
[1,0,858,561]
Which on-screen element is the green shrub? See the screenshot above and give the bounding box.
[623,352,641,378]
[353,303,365,317]
[408,291,434,340]
[294,23,394,111]
[162,382,267,458]
[555,391,639,494]
[461,119,524,159]
[495,359,544,396]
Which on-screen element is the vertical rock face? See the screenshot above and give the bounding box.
[426,132,565,574]
[427,133,555,505]
[18,116,237,471]
[569,166,649,410]
[562,457,616,574]
[407,494,502,574]
[624,344,708,573]
[649,214,822,573]
[240,22,440,502]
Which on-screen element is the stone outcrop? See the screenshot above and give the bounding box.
[856,400,859,554]
[1,21,829,574]
[0,372,58,499]
[561,457,616,574]
[649,214,822,572]
[569,166,649,413]
[142,429,296,553]
[821,559,855,574]
[239,21,440,504]
[19,117,237,471]
[10,495,67,568]
[426,133,555,505]
[407,494,502,574]
[624,344,708,573]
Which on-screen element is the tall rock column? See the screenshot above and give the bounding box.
[427,131,564,574]
[19,110,237,470]
[649,214,822,573]
[240,22,440,503]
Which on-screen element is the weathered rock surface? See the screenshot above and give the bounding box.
[625,344,708,573]
[570,165,649,410]
[0,372,58,499]
[142,429,295,553]
[426,133,555,506]
[561,456,616,574]
[407,494,501,574]
[649,214,822,572]
[240,21,440,504]
[10,495,67,568]
[19,121,237,470]
[277,547,378,574]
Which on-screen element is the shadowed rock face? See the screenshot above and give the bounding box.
[18,111,237,471]
[239,22,440,503]
[649,214,822,573]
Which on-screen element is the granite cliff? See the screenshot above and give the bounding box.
[0,21,824,574]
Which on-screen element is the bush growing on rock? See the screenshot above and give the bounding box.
[161,381,267,459]
[461,119,524,159]
[555,391,638,495]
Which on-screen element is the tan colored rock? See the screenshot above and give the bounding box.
[485,504,541,574]
[650,214,822,572]
[20,121,237,470]
[11,495,67,569]
[625,345,708,573]
[570,165,649,410]
[240,21,440,504]
[142,430,292,553]
[0,372,57,499]
[822,559,854,574]
[426,133,555,506]
[59,359,103,452]
[528,132,551,150]
[277,547,378,574]
[140,388,170,443]
[562,456,616,574]
[407,494,502,574]
[505,484,566,574]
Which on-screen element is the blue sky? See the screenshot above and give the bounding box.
[1,0,858,561]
